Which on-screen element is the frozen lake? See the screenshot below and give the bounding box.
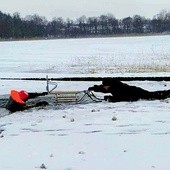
[0,35,170,77]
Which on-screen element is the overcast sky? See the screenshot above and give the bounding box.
[0,0,169,20]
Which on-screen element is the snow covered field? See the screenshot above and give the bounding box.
[0,35,170,77]
[0,35,170,170]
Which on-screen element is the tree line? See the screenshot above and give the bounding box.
[0,10,169,39]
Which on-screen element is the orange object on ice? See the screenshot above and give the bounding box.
[10,90,29,104]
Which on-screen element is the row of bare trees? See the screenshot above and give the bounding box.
[0,10,169,39]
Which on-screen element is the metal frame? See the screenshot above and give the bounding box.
[46,75,103,103]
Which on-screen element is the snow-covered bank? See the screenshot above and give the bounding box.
[0,35,170,75]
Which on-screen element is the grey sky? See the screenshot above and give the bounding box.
[0,0,169,20]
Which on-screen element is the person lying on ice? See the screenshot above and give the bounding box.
[88,79,170,102]
[5,90,48,113]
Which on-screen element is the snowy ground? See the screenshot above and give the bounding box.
[0,35,170,170]
[0,35,170,76]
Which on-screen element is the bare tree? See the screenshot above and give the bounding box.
[122,17,133,33]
